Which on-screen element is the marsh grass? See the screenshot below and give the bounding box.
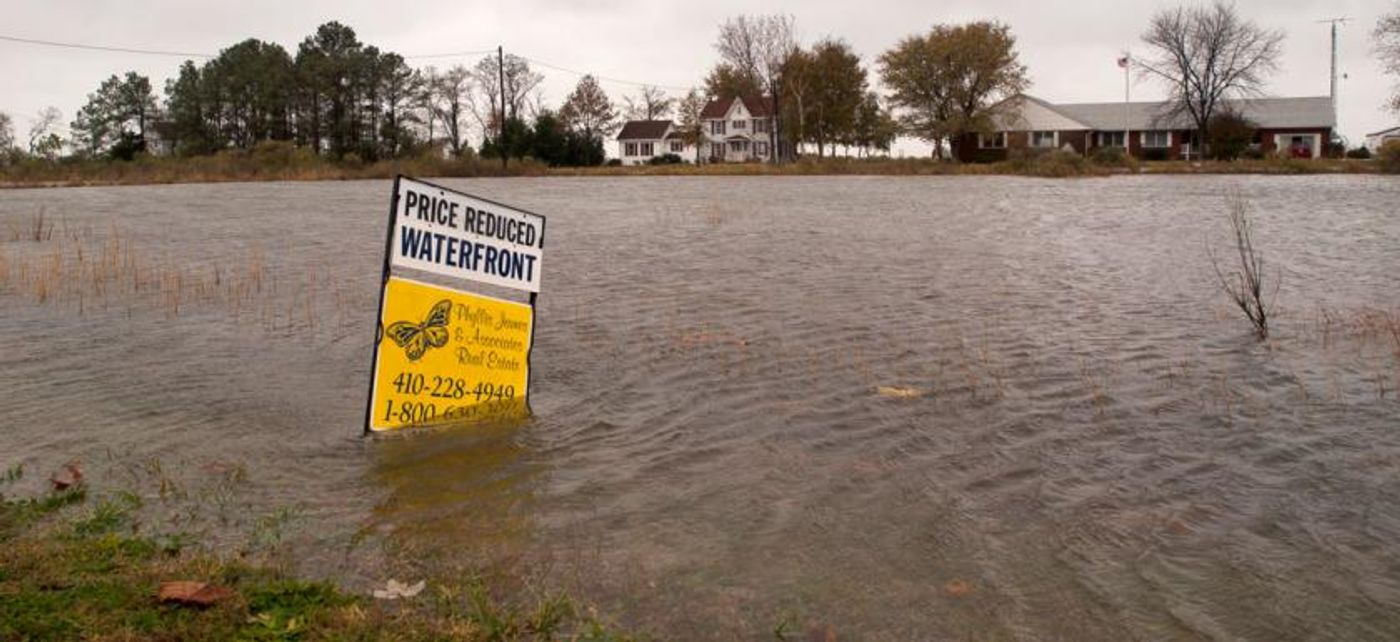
[1,217,358,334]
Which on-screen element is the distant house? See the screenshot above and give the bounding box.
[700,95,789,163]
[1365,126,1400,153]
[616,120,671,166]
[616,120,693,165]
[956,94,1335,162]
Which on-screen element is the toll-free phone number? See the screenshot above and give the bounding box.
[382,372,516,423]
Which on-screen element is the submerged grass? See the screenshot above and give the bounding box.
[0,214,356,333]
[0,469,638,641]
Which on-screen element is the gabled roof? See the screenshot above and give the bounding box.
[616,120,672,141]
[700,95,775,119]
[991,94,1093,131]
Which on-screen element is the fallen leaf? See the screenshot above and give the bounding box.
[876,386,923,399]
[944,578,972,597]
[159,581,236,607]
[49,461,83,491]
[372,578,426,600]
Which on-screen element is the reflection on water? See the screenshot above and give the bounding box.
[368,412,539,569]
[2,176,1400,640]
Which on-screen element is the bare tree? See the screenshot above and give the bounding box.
[623,85,674,121]
[1138,2,1284,157]
[1376,8,1400,112]
[28,107,64,159]
[1208,194,1278,340]
[471,53,544,131]
[415,66,440,151]
[715,14,796,163]
[432,65,473,157]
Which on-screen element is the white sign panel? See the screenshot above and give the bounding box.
[389,177,545,293]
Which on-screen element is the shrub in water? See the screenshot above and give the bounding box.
[1378,141,1400,174]
[1009,148,1089,177]
[1090,145,1129,166]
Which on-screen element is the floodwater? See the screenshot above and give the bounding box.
[2,175,1399,640]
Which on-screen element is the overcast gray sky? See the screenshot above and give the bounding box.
[2,0,1396,153]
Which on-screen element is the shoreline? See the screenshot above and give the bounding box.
[0,156,1383,190]
[0,476,638,641]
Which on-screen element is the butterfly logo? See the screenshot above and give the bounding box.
[386,299,452,361]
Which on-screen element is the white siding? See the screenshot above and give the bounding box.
[700,98,774,163]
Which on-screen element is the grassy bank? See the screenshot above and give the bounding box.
[0,470,635,641]
[0,151,1384,188]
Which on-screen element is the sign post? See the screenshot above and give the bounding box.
[365,176,546,434]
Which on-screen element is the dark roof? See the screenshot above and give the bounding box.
[700,95,774,119]
[616,120,672,140]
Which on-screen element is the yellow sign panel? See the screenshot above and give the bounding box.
[369,277,533,432]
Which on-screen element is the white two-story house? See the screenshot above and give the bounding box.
[701,95,776,163]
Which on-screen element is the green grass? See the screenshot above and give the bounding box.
[0,477,639,641]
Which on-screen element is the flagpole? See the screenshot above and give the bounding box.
[1122,53,1131,153]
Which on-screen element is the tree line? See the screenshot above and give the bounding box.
[2,22,623,167]
[4,4,1399,167]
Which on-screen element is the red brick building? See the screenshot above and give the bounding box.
[956,94,1334,162]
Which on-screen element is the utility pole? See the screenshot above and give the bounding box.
[1320,17,1348,147]
[498,45,507,170]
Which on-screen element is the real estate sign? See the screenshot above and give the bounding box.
[390,177,544,293]
[366,177,546,433]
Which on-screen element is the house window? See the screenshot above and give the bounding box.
[732,119,746,130]
[670,141,683,153]
[1278,134,1316,158]
[728,140,749,153]
[639,142,654,157]
[712,142,726,159]
[624,142,638,156]
[755,141,769,156]
[1031,131,1057,148]
[753,119,769,133]
[1142,131,1171,148]
[979,132,1006,149]
[711,120,726,135]
[1095,131,1125,148]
